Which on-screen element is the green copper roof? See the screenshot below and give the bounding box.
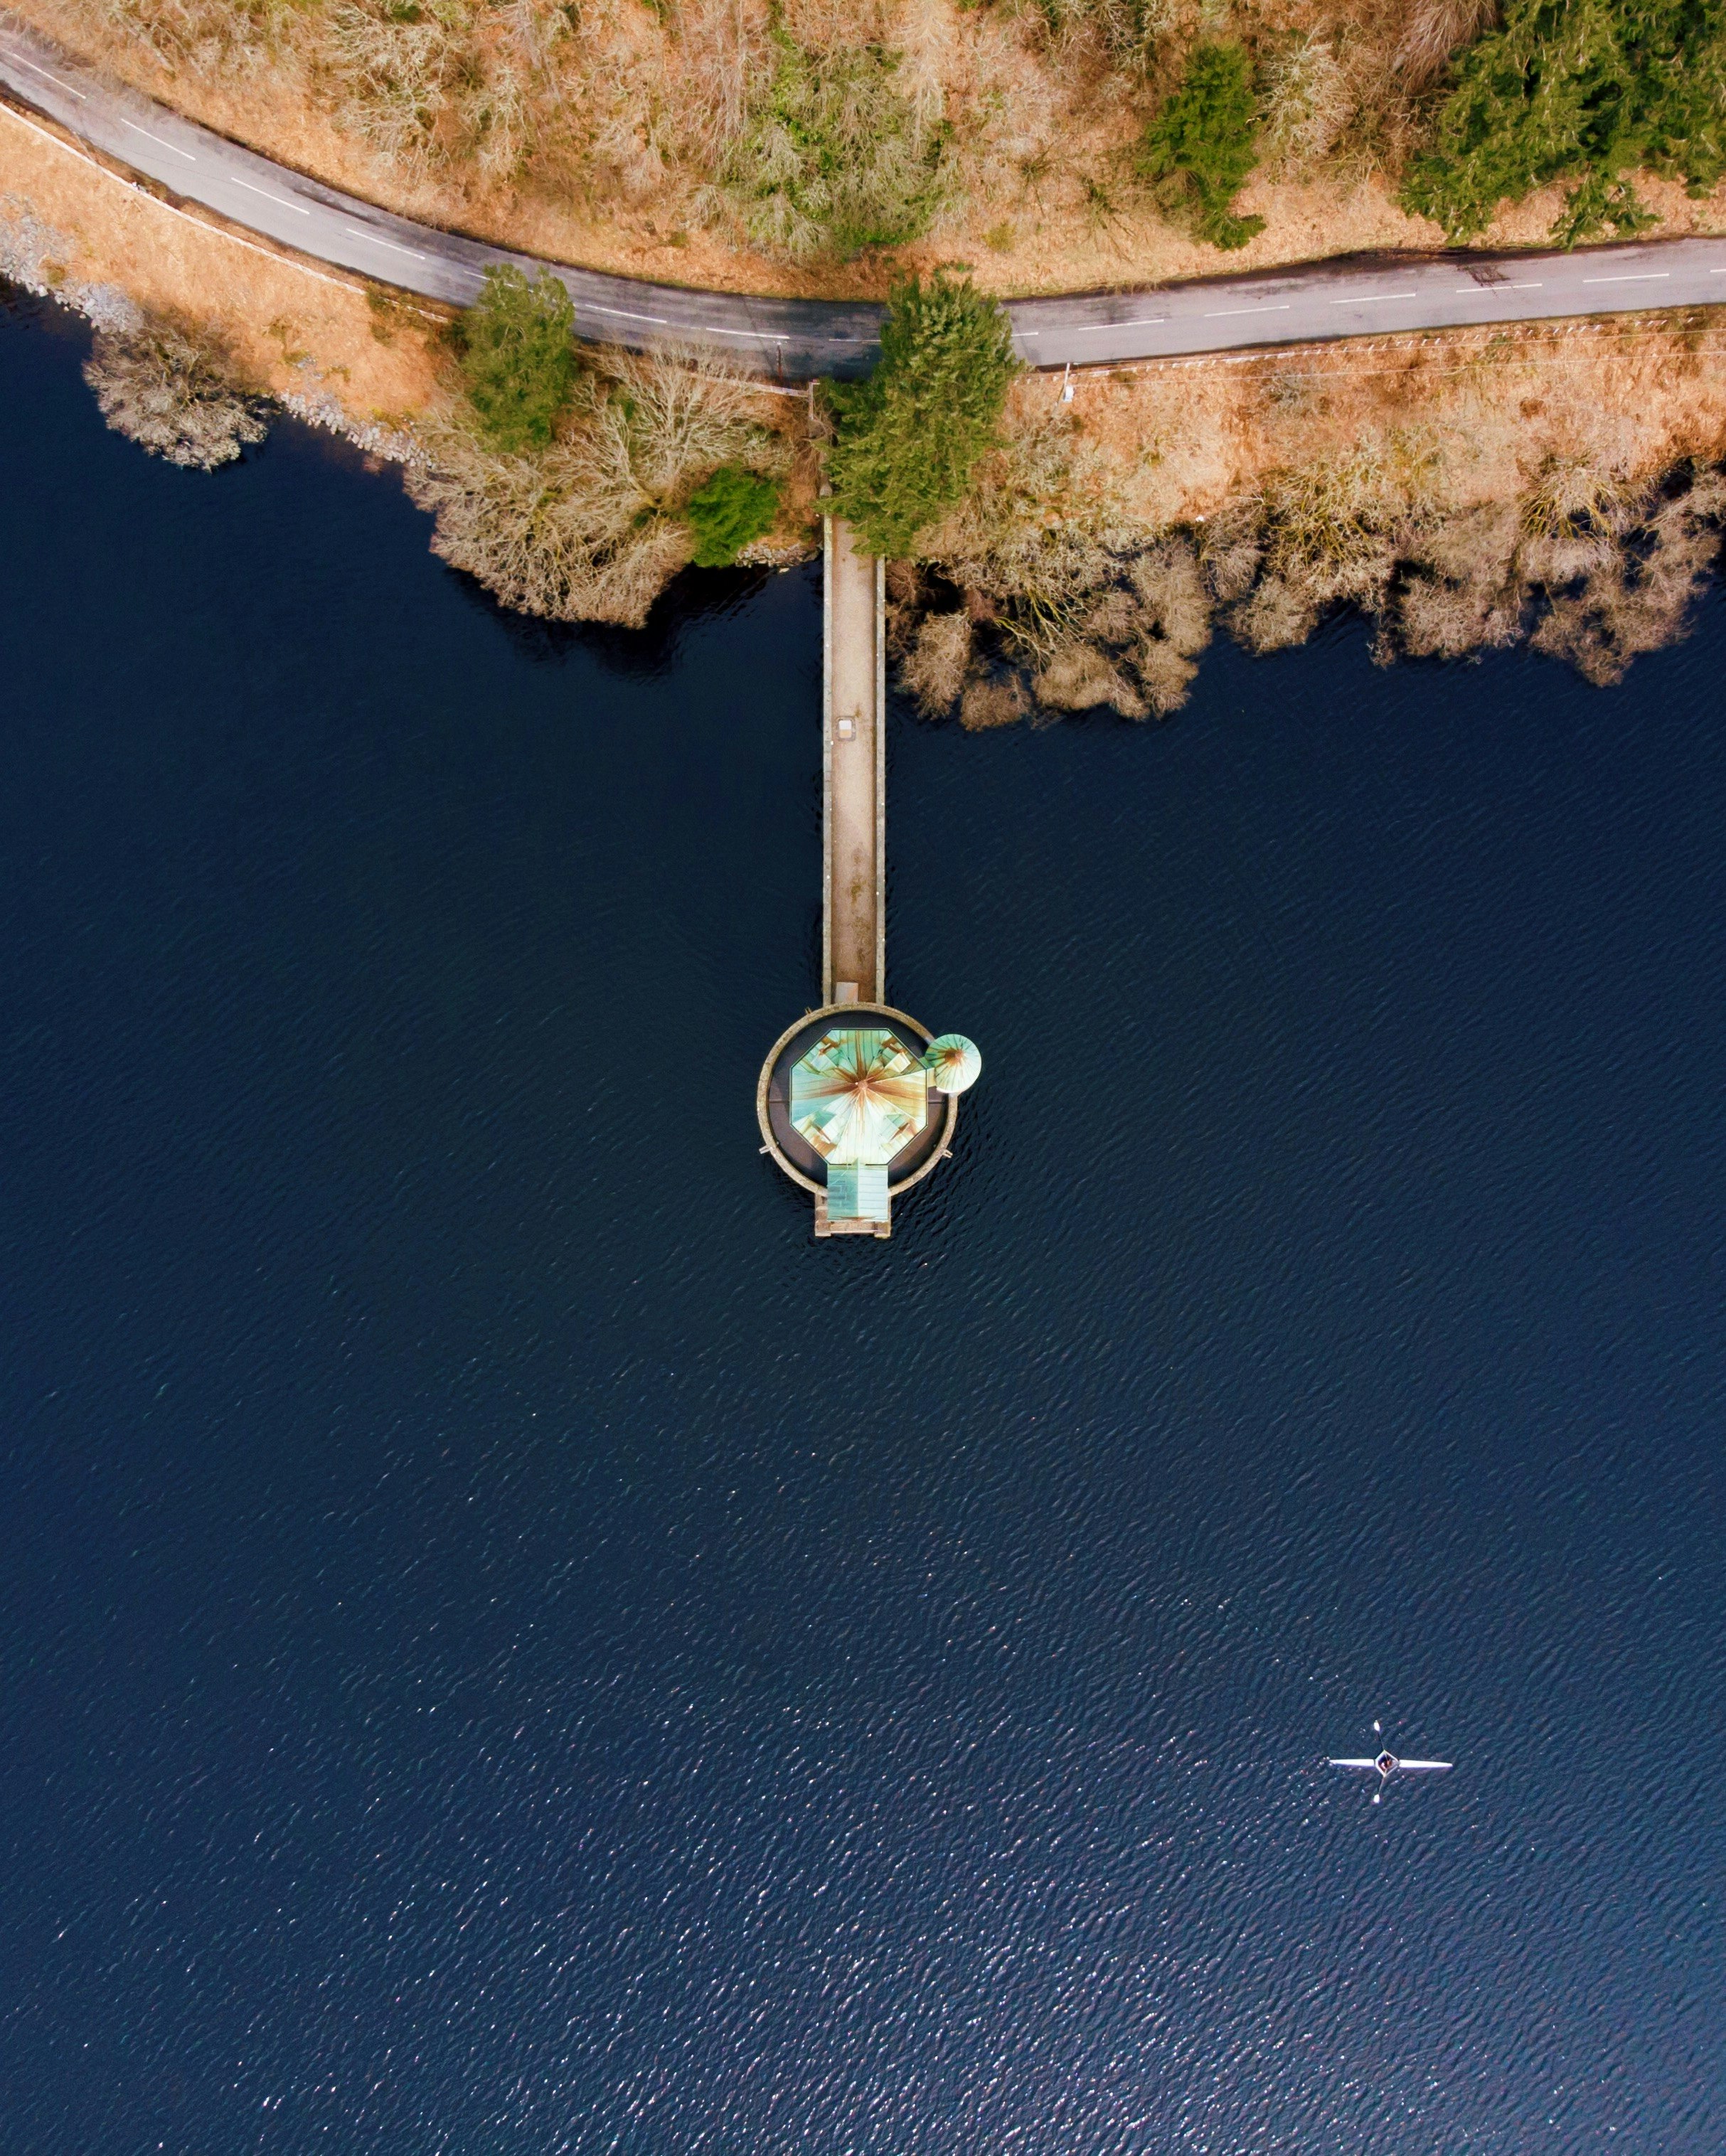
[827,1163,890,1220]
[790,1028,929,1168]
[923,1034,982,1094]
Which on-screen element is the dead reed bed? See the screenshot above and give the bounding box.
[894,314,1726,720]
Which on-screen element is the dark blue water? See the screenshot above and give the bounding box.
[3,290,1723,2156]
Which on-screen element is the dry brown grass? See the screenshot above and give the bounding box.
[0,99,441,417]
[1394,0,1498,87]
[16,0,1725,302]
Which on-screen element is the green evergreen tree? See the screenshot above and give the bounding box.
[825,271,1020,558]
[459,265,577,453]
[1402,0,1726,245]
[1138,42,1266,251]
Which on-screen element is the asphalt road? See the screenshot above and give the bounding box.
[6,9,1726,379]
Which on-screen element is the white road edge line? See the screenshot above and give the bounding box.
[1581,272,1670,284]
[0,95,363,292]
[1202,304,1291,318]
[230,175,311,214]
[121,117,196,161]
[1330,292,1418,304]
[1448,282,1544,294]
[13,53,86,98]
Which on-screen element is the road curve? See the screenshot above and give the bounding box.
[6,9,1726,379]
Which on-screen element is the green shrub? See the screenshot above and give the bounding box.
[459,264,577,452]
[1138,41,1266,250]
[686,464,781,565]
[719,27,949,260]
[1402,0,1726,245]
[825,270,1020,558]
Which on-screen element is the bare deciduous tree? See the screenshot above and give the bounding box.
[405,346,779,626]
[83,319,267,469]
[900,610,973,717]
[1395,0,1498,87]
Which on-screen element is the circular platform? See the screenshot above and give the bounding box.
[757,1003,959,1197]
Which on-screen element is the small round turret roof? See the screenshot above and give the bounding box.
[923,1034,982,1094]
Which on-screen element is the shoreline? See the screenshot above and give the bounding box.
[2,21,1723,714]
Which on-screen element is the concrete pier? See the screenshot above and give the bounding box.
[822,518,885,1006]
[757,518,978,1239]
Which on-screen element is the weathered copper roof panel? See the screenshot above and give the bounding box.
[789,1028,929,1167]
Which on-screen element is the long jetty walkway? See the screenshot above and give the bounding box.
[755,518,976,1242]
[822,520,884,1008]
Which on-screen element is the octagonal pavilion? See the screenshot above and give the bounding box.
[789,1027,929,1223]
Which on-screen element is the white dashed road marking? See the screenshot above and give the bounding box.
[14,53,84,98]
[351,231,430,262]
[122,117,196,161]
[230,176,310,214]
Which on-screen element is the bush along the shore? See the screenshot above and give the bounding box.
[84,313,267,469]
[458,264,577,453]
[889,398,1726,726]
[1136,42,1265,252]
[686,464,782,566]
[824,271,1020,558]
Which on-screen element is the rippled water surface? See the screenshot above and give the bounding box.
[3,294,1724,2155]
